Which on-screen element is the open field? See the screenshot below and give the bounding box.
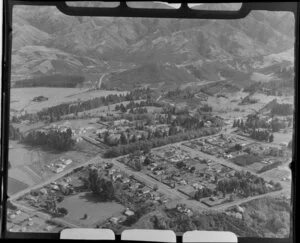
[10,88,126,114]
[8,138,101,195]
[272,131,293,145]
[8,178,29,195]
[58,192,125,227]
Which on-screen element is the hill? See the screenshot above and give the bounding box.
[11,2,295,90]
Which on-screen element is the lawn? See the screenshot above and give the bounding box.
[7,177,29,195]
[231,154,262,167]
[58,192,126,227]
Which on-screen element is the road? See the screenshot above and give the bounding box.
[212,189,286,211]
[98,73,108,89]
[8,156,103,201]
[108,157,210,212]
[178,143,288,189]
[9,125,291,218]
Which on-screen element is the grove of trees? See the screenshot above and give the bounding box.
[22,128,75,151]
[88,166,115,201]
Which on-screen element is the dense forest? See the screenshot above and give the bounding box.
[22,128,75,151]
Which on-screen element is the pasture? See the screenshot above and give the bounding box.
[10,87,127,114]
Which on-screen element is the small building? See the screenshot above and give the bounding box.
[122,178,130,184]
[142,188,151,194]
[64,159,73,165]
[235,212,243,219]
[124,208,135,217]
[180,180,187,185]
[235,205,245,213]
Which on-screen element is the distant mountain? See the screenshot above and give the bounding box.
[11,2,294,89]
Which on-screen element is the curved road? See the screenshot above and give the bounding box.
[98,73,108,89]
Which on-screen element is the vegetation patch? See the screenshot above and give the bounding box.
[231,154,262,166]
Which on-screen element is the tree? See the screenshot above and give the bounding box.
[120,132,128,145]
[288,139,293,150]
[232,120,237,128]
[235,144,242,151]
[143,156,152,166]
[176,161,186,169]
[88,167,115,200]
[134,159,142,171]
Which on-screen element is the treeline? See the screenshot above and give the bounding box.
[13,75,85,88]
[22,128,75,151]
[104,127,220,158]
[258,161,282,174]
[13,88,154,123]
[250,129,274,142]
[116,99,162,112]
[194,187,213,200]
[165,88,195,100]
[271,103,293,116]
[233,117,277,141]
[199,104,213,112]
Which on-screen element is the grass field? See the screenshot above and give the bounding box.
[231,154,262,166]
[58,192,125,227]
[8,138,101,194]
[7,177,29,195]
[10,88,126,114]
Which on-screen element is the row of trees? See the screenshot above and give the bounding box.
[12,88,154,123]
[104,127,220,158]
[165,88,195,100]
[271,103,293,116]
[234,115,289,133]
[22,128,75,151]
[199,104,213,112]
[250,129,274,142]
[194,187,213,200]
[115,99,162,113]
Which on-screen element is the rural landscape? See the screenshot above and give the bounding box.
[6,2,294,238]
